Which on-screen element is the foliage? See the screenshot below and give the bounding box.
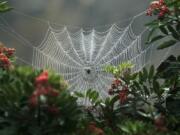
[0,48,179,135]
[75,60,180,135]
[0,65,83,135]
[157,55,180,117]
[0,1,12,13]
[146,0,180,49]
[119,120,148,135]
[105,61,134,78]
[75,89,121,134]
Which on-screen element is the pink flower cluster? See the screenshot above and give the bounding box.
[0,45,15,69]
[29,71,59,114]
[118,86,129,104]
[146,0,169,18]
[108,78,129,104]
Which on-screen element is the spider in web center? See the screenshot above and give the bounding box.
[85,69,91,74]
[82,66,98,83]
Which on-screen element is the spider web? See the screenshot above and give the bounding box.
[31,12,153,100]
[0,10,174,102]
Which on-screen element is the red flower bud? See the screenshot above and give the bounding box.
[158,13,164,18]
[159,0,164,5]
[0,53,11,68]
[29,95,38,107]
[29,70,60,108]
[161,5,169,12]
[4,48,15,57]
[36,71,49,84]
[111,83,117,89]
[146,9,153,16]
[119,86,129,104]
[108,88,114,95]
[147,0,169,18]
[113,79,122,86]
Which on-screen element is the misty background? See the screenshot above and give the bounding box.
[0,0,179,67]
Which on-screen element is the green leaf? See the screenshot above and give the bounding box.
[139,72,144,84]
[91,91,99,103]
[153,80,161,96]
[110,95,119,106]
[176,23,180,33]
[178,55,180,62]
[159,26,168,35]
[145,20,159,27]
[74,91,84,98]
[137,111,151,118]
[167,25,180,40]
[157,40,177,49]
[120,126,131,134]
[131,73,138,80]
[147,35,165,44]
[0,1,12,13]
[0,1,8,6]
[143,68,148,81]
[86,89,92,97]
[143,85,150,96]
[133,81,141,90]
[148,66,154,80]
[146,28,156,44]
[104,62,133,77]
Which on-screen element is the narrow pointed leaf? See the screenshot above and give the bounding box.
[176,23,180,33]
[159,26,168,35]
[157,40,177,49]
[147,35,165,44]
[148,65,154,80]
[167,25,180,40]
[146,28,156,44]
[143,68,148,81]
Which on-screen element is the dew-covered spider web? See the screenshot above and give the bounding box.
[32,11,152,99]
[0,10,176,101]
